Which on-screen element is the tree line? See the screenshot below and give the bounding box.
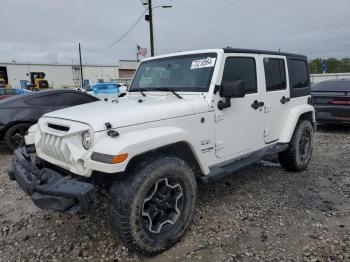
[309,58,350,74]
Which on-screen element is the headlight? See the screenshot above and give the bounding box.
[82,131,92,150]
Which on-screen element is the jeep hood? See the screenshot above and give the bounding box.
[43,95,210,132]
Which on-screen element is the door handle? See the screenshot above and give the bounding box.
[251,100,264,110]
[280,96,290,104]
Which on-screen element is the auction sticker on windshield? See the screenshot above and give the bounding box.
[191,57,216,69]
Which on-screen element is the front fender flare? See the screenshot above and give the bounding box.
[87,126,209,174]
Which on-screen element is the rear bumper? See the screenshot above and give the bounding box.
[8,147,96,213]
[314,105,350,124]
[315,111,350,124]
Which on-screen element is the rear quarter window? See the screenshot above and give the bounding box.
[52,93,98,107]
[26,95,52,106]
[289,60,309,89]
[287,57,311,98]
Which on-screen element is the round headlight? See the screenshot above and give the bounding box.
[82,131,92,150]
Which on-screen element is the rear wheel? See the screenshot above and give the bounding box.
[108,156,197,255]
[4,123,32,151]
[278,120,313,171]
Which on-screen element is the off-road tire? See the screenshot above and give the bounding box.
[4,123,32,151]
[278,120,313,172]
[108,156,197,256]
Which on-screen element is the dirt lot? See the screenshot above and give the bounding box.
[0,125,349,262]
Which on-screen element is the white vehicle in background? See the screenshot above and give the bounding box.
[9,48,315,255]
[79,82,127,100]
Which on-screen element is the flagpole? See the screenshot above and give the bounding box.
[136,46,139,62]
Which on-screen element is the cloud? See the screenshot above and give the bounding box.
[0,0,349,64]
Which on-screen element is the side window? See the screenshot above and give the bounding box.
[264,58,286,91]
[289,59,309,89]
[52,93,96,107]
[26,96,52,106]
[222,57,257,93]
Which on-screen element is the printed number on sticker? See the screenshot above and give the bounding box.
[191,57,216,69]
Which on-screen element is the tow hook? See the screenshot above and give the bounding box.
[105,122,119,137]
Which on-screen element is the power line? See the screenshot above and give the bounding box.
[83,10,147,53]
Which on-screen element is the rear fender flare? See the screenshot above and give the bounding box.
[279,105,315,143]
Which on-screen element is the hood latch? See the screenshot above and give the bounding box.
[105,122,119,137]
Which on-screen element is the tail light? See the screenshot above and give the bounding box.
[329,99,350,105]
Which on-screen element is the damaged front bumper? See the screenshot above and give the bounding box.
[8,147,96,213]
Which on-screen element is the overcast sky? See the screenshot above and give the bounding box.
[1,0,349,64]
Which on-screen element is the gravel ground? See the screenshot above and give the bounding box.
[0,125,350,262]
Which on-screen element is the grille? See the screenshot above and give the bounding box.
[48,123,70,132]
[40,132,74,165]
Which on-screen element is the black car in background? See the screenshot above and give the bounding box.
[0,89,99,150]
[312,79,350,125]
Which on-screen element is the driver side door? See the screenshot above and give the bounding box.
[214,54,266,159]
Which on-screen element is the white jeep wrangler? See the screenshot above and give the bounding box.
[8,48,315,255]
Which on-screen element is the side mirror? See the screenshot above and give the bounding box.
[218,80,246,110]
[220,80,246,98]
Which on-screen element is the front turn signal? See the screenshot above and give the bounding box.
[111,154,128,164]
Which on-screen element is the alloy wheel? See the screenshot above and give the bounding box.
[141,178,183,234]
[299,128,311,160]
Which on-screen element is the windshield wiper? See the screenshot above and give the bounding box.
[128,88,146,96]
[138,89,146,97]
[153,88,182,99]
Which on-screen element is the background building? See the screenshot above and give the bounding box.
[0,60,139,89]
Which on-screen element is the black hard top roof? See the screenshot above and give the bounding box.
[223,48,307,59]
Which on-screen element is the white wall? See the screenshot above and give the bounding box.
[83,66,119,84]
[0,63,120,88]
[310,73,350,85]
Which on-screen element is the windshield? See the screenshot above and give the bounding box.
[312,80,350,92]
[130,53,217,92]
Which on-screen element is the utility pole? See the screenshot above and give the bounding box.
[143,1,172,56]
[79,43,84,88]
[148,0,155,57]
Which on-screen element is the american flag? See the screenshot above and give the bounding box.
[137,45,147,57]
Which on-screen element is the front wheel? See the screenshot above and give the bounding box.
[108,156,197,255]
[278,120,314,171]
